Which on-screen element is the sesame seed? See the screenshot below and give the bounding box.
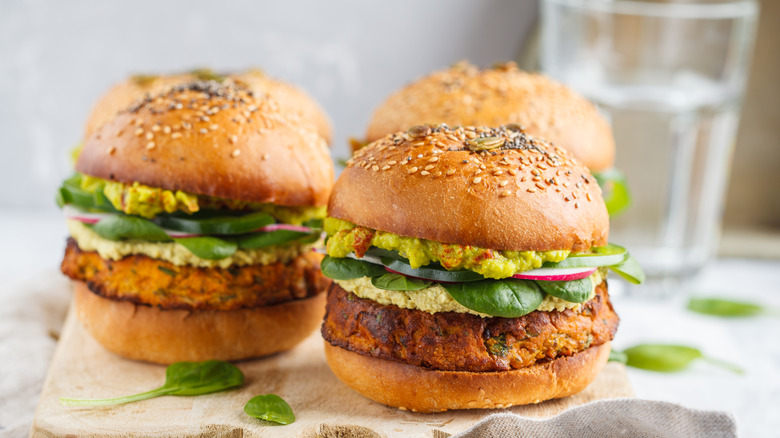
[528,187,537,193]
[146,141,155,150]
[435,171,442,177]
[473,177,482,184]
[429,157,439,163]
[182,122,192,130]
[563,182,570,188]
[151,125,161,132]
[372,165,379,171]
[532,176,542,182]
[382,165,390,170]
[564,196,571,202]
[420,170,430,176]
[262,153,269,160]
[508,169,517,176]
[229,149,240,157]
[493,170,503,176]
[586,193,592,201]
[163,126,171,134]
[521,176,528,182]
[424,165,435,171]
[499,180,508,187]
[209,124,219,131]
[107,146,116,155]
[500,190,512,197]
[446,168,456,175]
[417,154,423,158]
[145,132,154,140]
[229,135,238,144]
[387,160,397,165]
[409,166,418,174]
[171,132,182,139]
[134,119,143,126]
[535,182,546,190]
[575,202,580,209]
[199,128,208,134]
[531,169,541,176]
[480,164,486,170]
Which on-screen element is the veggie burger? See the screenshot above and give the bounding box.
[321,124,644,412]
[360,61,629,215]
[58,79,333,364]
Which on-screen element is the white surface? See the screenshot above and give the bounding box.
[0,213,778,437]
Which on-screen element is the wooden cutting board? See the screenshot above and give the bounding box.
[31,301,634,437]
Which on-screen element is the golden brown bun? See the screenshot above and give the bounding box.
[331,125,608,252]
[85,70,332,144]
[73,281,327,364]
[77,80,333,207]
[324,341,611,413]
[365,62,614,172]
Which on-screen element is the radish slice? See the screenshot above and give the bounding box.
[63,205,115,224]
[512,267,596,281]
[257,224,314,233]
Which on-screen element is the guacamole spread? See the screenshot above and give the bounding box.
[78,174,326,223]
[324,218,570,279]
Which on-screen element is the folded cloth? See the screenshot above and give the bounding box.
[451,399,736,438]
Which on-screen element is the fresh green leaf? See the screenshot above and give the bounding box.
[441,279,545,317]
[155,211,274,235]
[60,360,244,407]
[608,349,628,364]
[623,344,743,374]
[593,169,631,216]
[536,277,592,303]
[687,297,767,318]
[173,236,238,260]
[91,215,172,242]
[238,230,312,249]
[320,256,387,280]
[609,253,646,284]
[244,394,295,425]
[57,174,117,212]
[371,273,431,291]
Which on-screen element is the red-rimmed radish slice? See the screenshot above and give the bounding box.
[161,229,201,238]
[63,205,115,225]
[512,267,596,281]
[257,224,314,233]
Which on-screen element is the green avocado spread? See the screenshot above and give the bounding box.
[78,174,326,224]
[324,218,570,279]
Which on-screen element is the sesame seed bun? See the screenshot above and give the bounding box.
[323,341,611,413]
[365,62,614,172]
[330,124,608,252]
[85,70,333,144]
[72,281,327,364]
[76,80,333,207]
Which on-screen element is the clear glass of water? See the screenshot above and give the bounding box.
[540,0,759,295]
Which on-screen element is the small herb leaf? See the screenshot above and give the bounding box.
[60,360,244,407]
[687,297,766,318]
[244,394,295,425]
[371,273,431,291]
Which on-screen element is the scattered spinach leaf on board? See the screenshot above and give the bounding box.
[608,349,628,364]
[244,394,295,425]
[620,344,743,374]
[60,360,244,407]
[371,273,431,291]
[687,297,775,318]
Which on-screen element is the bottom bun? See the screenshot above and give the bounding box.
[73,281,326,364]
[324,341,611,413]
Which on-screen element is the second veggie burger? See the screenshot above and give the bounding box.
[59,79,333,364]
[321,124,643,412]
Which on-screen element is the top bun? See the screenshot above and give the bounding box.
[330,124,608,252]
[365,62,614,172]
[85,69,332,144]
[77,80,333,207]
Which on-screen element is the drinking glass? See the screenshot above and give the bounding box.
[540,0,759,295]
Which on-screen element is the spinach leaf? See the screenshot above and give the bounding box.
[536,277,592,303]
[155,211,274,235]
[687,297,770,318]
[609,253,645,284]
[60,360,244,407]
[371,273,431,291]
[244,394,295,425]
[57,173,117,212]
[173,236,238,260]
[91,215,172,242]
[622,344,743,374]
[238,230,312,249]
[441,279,544,317]
[320,256,388,280]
